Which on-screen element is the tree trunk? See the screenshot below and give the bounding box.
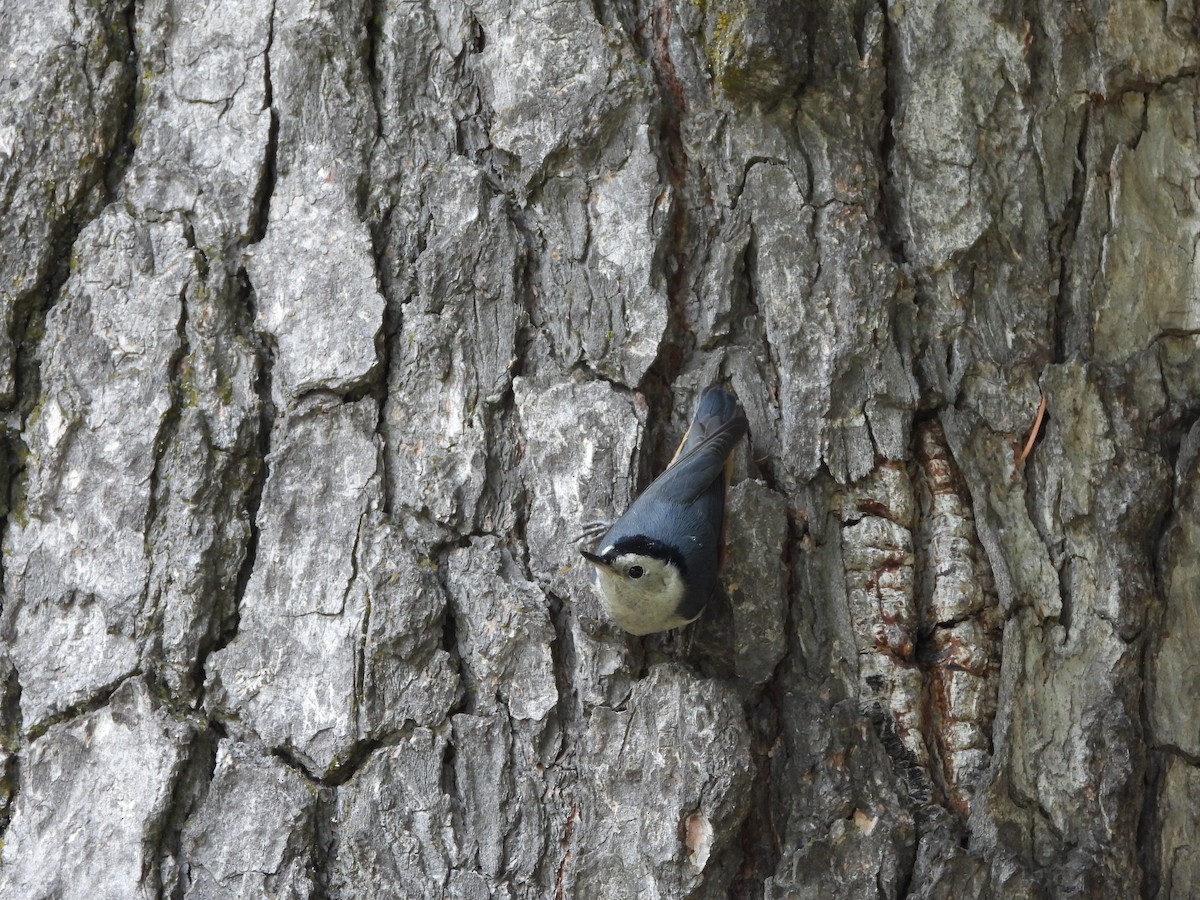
[1,0,1198,897]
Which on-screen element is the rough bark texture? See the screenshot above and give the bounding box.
[1,1,1199,898]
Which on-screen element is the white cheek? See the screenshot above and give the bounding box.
[592,567,690,635]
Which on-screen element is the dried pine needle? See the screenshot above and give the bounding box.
[1017,394,1047,466]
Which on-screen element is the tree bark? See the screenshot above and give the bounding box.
[1,0,1198,897]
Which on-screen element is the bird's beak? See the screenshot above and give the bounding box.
[580,550,611,570]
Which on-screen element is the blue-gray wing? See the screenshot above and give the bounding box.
[640,387,748,506]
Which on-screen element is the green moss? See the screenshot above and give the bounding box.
[701,0,801,102]
[712,10,737,43]
[179,364,203,410]
[8,495,29,530]
[719,64,752,96]
[214,367,235,406]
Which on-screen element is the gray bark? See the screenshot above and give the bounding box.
[1,0,1198,897]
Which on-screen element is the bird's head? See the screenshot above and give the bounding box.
[580,538,691,635]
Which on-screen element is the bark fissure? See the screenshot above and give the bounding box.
[23,669,142,743]
[101,0,140,206]
[249,0,279,246]
[141,279,191,560]
[201,283,273,679]
[151,725,216,900]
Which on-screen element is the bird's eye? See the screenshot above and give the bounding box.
[627,565,644,579]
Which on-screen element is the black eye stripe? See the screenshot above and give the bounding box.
[607,536,688,578]
[627,565,644,579]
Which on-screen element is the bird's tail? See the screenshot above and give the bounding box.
[671,386,746,463]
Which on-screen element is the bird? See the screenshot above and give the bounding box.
[581,386,748,635]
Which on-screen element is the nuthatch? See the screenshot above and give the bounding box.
[582,387,748,635]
